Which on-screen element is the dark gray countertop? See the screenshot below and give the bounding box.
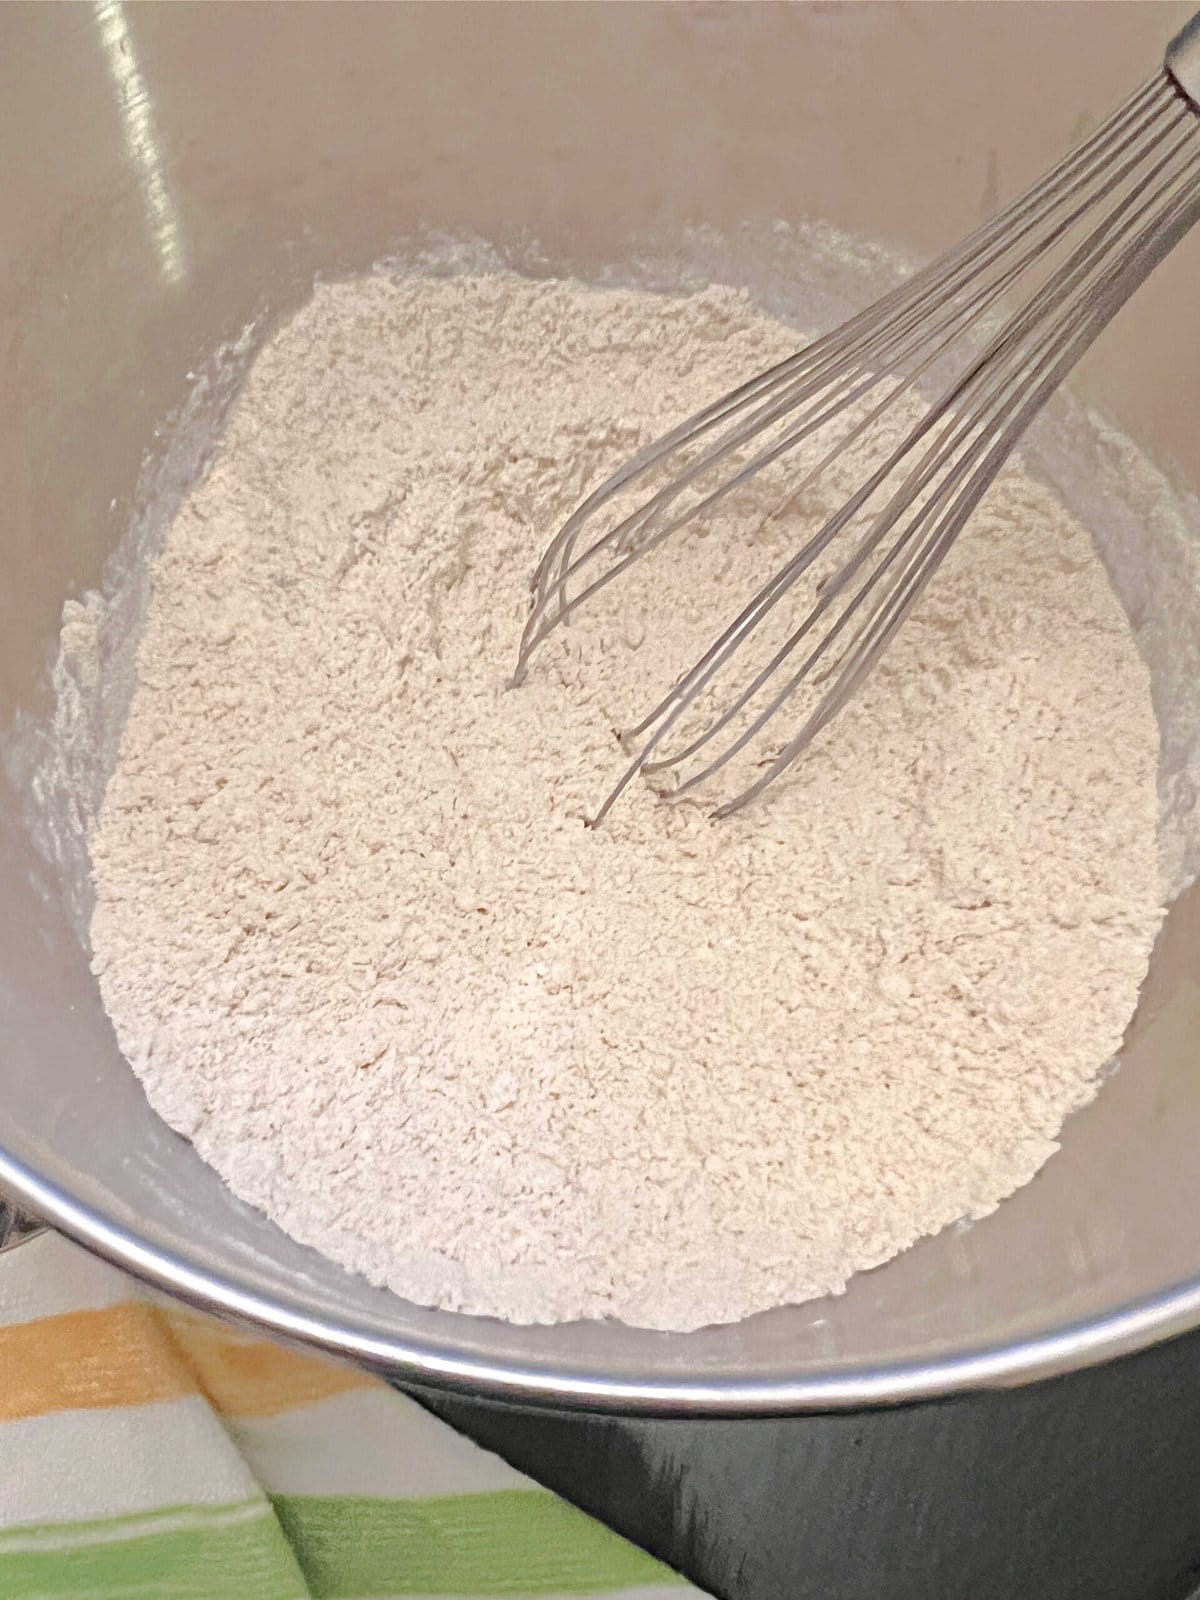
[421,1327,1200,1600]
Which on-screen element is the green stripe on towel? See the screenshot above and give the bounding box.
[0,1490,685,1599]
[0,1499,306,1600]
[272,1490,687,1598]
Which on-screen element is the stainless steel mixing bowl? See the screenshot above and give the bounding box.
[3,1,1200,1414]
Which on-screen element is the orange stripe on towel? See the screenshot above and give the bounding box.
[159,1306,377,1417]
[0,1302,377,1423]
[0,1303,195,1421]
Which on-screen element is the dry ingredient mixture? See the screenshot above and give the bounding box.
[88,272,1163,1330]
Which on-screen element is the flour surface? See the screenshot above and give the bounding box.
[89,273,1162,1330]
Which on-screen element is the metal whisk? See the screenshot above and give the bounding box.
[513,12,1200,821]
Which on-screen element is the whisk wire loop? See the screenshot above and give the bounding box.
[516,66,1200,820]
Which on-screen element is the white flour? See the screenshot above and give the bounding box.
[88,272,1162,1330]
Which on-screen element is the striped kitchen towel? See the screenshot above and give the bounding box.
[0,1231,703,1600]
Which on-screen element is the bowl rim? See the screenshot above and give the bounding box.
[5,1144,1200,1414]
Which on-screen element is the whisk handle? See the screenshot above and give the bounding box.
[1167,8,1200,110]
